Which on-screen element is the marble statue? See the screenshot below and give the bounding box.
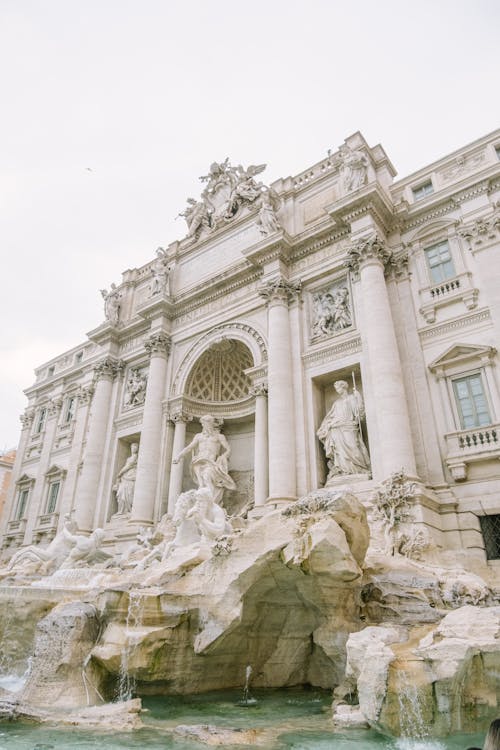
[186,487,231,542]
[338,145,368,192]
[150,247,171,296]
[317,380,370,480]
[312,286,352,337]
[256,190,281,235]
[59,526,111,569]
[5,513,77,576]
[113,443,138,515]
[173,415,236,504]
[179,160,269,238]
[123,369,147,408]
[100,284,121,326]
[178,197,212,238]
[371,471,415,556]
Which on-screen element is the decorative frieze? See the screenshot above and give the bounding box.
[258,276,302,306]
[145,332,171,357]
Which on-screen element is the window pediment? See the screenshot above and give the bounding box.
[16,473,35,487]
[429,343,496,374]
[44,464,67,479]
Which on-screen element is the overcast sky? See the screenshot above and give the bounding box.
[1,0,499,449]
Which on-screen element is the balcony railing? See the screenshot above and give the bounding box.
[419,271,478,324]
[444,422,500,481]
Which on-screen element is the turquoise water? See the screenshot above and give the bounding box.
[0,689,485,749]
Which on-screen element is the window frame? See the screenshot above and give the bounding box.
[412,180,434,201]
[424,239,456,285]
[451,371,492,430]
[46,480,61,514]
[34,407,47,435]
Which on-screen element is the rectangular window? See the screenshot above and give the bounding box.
[452,373,491,429]
[424,240,456,284]
[16,488,29,520]
[64,397,75,423]
[495,145,500,161]
[48,366,55,377]
[479,514,500,560]
[35,408,46,434]
[75,352,83,364]
[46,481,60,514]
[412,181,434,201]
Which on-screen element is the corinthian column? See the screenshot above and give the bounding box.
[250,383,268,506]
[74,358,120,532]
[347,236,416,478]
[167,411,191,514]
[129,332,170,526]
[259,277,301,501]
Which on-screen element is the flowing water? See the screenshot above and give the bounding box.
[0,688,485,750]
[117,592,145,702]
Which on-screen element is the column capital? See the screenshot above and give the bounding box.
[145,332,171,358]
[258,276,301,306]
[19,408,35,429]
[346,234,393,275]
[169,409,193,425]
[47,397,63,418]
[385,250,410,281]
[249,382,268,397]
[77,384,95,406]
[94,357,123,381]
[458,207,500,252]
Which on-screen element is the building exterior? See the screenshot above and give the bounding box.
[0,449,15,527]
[3,130,500,572]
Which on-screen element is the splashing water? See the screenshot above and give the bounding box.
[396,669,430,741]
[117,591,144,701]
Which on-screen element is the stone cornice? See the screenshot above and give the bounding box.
[419,308,492,342]
[258,276,302,306]
[302,335,362,367]
[289,224,350,264]
[172,261,262,320]
[242,230,294,267]
[325,183,395,236]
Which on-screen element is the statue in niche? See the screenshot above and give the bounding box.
[150,247,172,296]
[124,368,147,408]
[100,283,121,326]
[113,443,139,516]
[256,190,281,236]
[312,285,352,337]
[317,380,371,481]
[338,144,369,193]
[173,414,236,505]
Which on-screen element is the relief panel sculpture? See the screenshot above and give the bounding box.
[311,281,352,339]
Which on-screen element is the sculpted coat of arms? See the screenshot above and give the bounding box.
[178,159,281,240]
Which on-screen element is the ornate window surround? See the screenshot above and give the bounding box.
[407,220,478,324]
[429,343,500,481]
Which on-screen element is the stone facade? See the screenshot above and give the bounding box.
[3,130,500,573]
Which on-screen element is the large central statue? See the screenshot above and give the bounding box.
[173,415,236,505]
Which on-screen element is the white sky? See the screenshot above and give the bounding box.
[1,0,499,449]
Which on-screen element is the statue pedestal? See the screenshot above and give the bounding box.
[325,473,371,487]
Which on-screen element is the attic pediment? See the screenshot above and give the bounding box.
[429,343,496,373]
